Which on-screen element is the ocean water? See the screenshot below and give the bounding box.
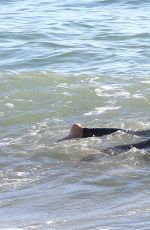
[0,0,150,229]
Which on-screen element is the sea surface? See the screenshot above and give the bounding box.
[0,0,150,229]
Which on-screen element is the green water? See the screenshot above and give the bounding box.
[0,0,150,229]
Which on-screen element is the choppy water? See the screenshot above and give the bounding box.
[0,0,150,229]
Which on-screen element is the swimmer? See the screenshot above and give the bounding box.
[58,123,150,152]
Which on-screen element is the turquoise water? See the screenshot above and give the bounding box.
[0,0,150,229]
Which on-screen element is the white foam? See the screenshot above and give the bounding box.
[46,220,53,225]
[95,88,111,97]
[114,91,131,97]
[62,92,70,95]
[14,99,25,101]
[58,83,68,88]
[84,106,121,116]
[6,103,15,108]
[95,88,131,98]
[140,80,150,83]
[101,84,121,90]
[16,172,26,177]
[132,94,147,99]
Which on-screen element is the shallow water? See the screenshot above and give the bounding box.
[0,0,150,229]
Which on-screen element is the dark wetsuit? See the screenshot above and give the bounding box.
[83,128,122,138]
[82,128,150,151]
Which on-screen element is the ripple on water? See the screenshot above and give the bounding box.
[0,0,150,227]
